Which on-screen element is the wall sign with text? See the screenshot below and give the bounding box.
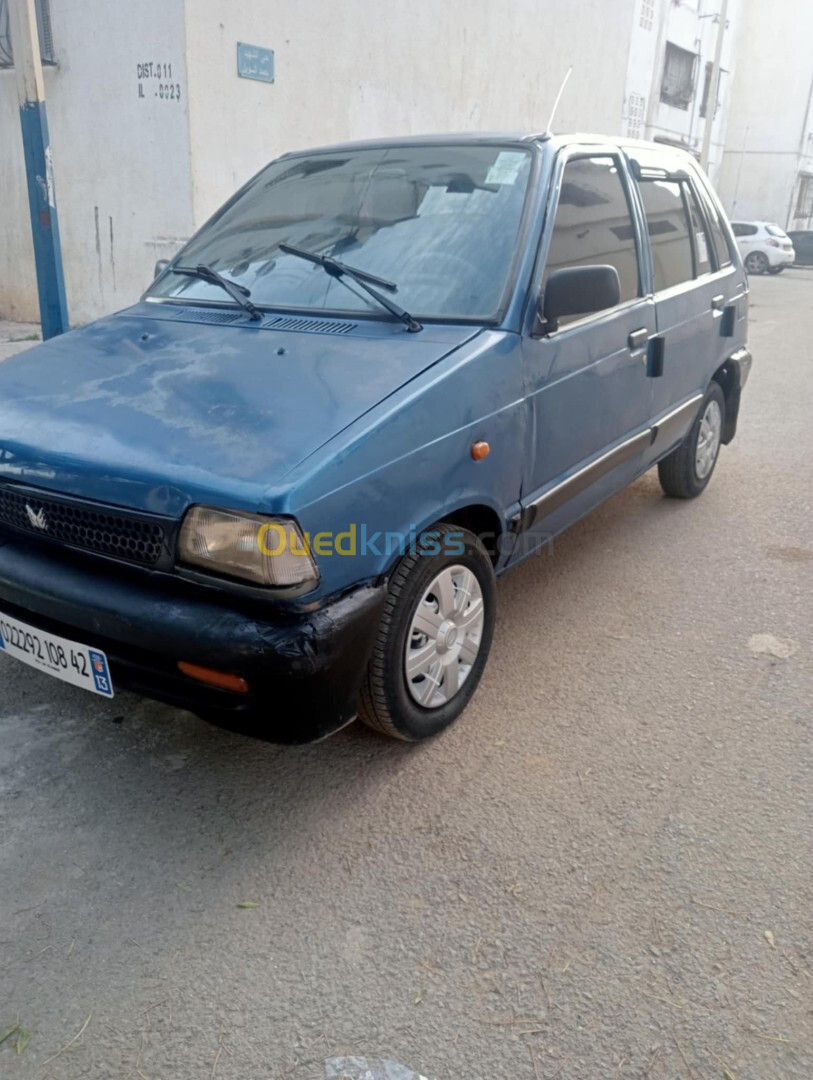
[136,61,182,102]
[237,43,275,83]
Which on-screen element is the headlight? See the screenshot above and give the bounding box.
[177,506,319,588]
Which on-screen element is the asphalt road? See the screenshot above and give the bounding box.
[1,274,811,1080]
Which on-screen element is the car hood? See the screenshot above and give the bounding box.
[0,304,480,516]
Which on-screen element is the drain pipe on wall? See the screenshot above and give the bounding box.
[7,0,69,338]
[700,0,730,175]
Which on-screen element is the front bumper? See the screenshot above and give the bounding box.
[0,534,385,743]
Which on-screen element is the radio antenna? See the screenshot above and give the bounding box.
[545,66,573,137]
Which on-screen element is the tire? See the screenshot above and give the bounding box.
[658,382,725,499]
[744,250,769,275]
[767,265,784,275]
[359,523,496,741]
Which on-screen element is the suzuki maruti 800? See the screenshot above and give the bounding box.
[0,134,751,742]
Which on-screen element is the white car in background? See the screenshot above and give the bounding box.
[731,221,796,274]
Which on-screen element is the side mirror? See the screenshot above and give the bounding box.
[538,265,621,335]
[154,259,170,279]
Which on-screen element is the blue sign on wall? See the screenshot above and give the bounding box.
[237,43,275,83]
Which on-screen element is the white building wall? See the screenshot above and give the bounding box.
[183,0,638,226]
[0,0,195,323]
[716,0,813,227]
[623,0,739,181]
[2,0,638,325]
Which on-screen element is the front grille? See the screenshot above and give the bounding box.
[0,483,170,567]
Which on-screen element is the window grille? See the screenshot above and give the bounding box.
[660,42,698,110]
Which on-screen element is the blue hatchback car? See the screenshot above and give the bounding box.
[0,133,751,742]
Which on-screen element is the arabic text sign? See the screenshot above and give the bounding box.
[237,43,275,83]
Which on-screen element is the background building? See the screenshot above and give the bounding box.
[715,0,813,228]
[0,0,637,324]
[3,0,813,329]
[622,0,740,180]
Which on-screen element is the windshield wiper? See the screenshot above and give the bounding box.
[172,264,262,321]
[279,243,422,332]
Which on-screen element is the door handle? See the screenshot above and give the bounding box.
[711,294,725,314]
[628,328,649,351]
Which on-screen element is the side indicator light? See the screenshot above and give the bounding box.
[471,441,491,461]
[178,662,250,694]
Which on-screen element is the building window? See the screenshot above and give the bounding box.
[796,175,813,220]
[660,43,698,110]
[640,0,656,30]
[0,0,56,69]
[627,93,646,139]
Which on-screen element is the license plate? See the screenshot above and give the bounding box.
[0,609,114,698]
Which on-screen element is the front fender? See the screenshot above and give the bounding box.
[282,331,526,598]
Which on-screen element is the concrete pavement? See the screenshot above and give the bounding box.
[0,321,40,363]
[0,275,811,1079]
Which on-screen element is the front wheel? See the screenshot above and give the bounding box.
[658,382,725,499]
[359,523,496,740]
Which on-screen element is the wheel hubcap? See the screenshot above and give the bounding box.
[404,565,485,709]
[695,399,722,480]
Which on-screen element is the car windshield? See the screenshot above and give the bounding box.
[147,143,533,320]
[766,224,788,238]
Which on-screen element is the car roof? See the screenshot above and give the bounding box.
[279,130,700,160]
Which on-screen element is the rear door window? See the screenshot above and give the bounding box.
[732,223,758,237]
[639,180,694,291]
[693,180,733,268]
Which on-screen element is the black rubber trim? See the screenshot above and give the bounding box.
[520,428,652,531]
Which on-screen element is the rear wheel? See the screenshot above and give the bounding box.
[745,250,769,274]
[767,265,784,275]
[658,382,725,499]
[359,523,496,741]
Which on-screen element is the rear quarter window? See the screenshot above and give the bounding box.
[693,177,734,268]
[684,185,712,276]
